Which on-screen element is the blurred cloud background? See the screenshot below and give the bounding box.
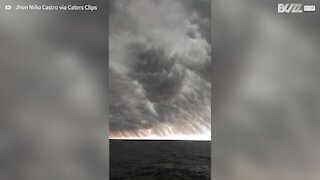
[0,0,108,180]
[212,0,320,179]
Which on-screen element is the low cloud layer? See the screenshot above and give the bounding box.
[109,0,211,138]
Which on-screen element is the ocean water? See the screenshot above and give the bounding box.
[110,140,210,180]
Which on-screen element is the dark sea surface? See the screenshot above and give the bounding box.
[110,140,210,180]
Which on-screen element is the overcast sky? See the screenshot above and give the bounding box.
[109,0,211,139]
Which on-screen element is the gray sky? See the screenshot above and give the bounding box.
[109,0,211,139]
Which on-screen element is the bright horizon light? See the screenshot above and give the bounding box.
[109,133,211,141]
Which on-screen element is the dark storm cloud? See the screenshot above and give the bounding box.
[109,0,211,137]
[109,68,159,131]
[130,44,186,102]
[179,0,211,43]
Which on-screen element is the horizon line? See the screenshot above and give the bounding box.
[109,133,211,141]
[109,138,211,141]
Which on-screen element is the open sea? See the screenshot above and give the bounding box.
[110,140,210,180]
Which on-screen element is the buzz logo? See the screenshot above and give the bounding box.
[278,3,303,13]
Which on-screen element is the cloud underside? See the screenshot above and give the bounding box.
[109,0,211,138]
